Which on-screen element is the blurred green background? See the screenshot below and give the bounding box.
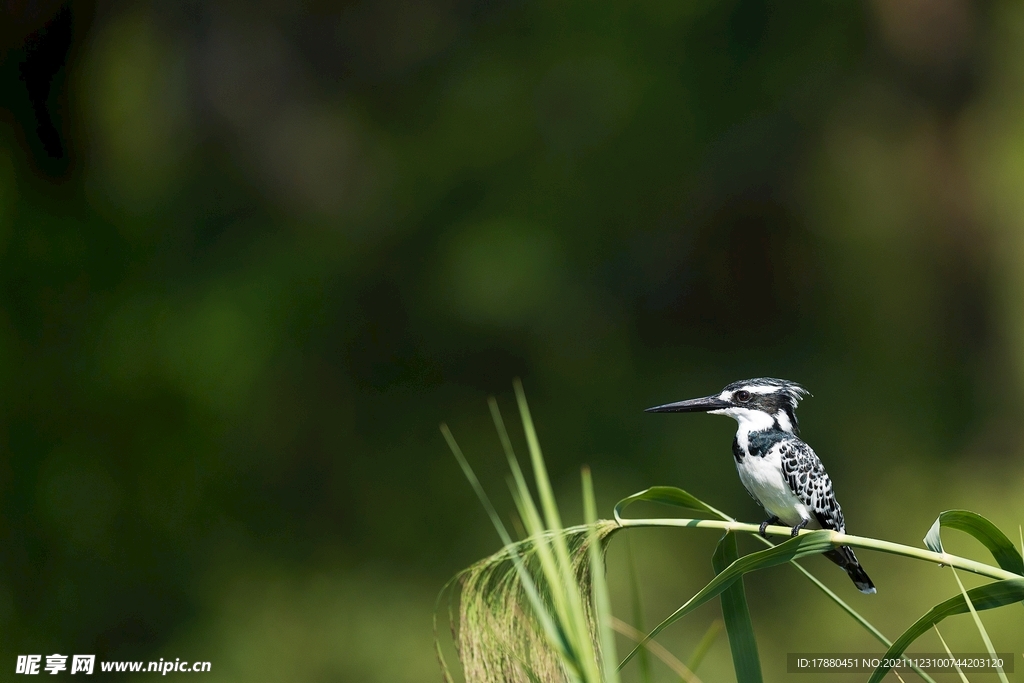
[2,1,1024,681]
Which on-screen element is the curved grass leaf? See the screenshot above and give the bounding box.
[924,510,1024,576]
[867,578,1024,683]
[619,530,835,669]
[614,486,731,523]
[712,532,762,683]
[951,569,1009,683]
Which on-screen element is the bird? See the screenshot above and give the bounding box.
[646,377,875,594]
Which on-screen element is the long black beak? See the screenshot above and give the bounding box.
[645,395,731,413]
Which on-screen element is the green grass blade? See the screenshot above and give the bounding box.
[618,530,835,669]
[866,578,1024,683]
[489,396,548,553]
[932,625,970,683]
[625,538,652,683]
[712,532,763,683]
[493,394,606,680]
[583,467,620,683]
[506,482,580,663]
[951,569,1008,683]
[614,486,733,523]
[513,381,600,681]
[924,511,1024,575]
[442,423,513,547]
[492,398,580,663]
[514,380,566,535]
[685,620,722,674]
[488,397,519,470]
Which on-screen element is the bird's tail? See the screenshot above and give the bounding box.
[824,546,876,594]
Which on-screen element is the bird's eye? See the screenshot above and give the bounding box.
[735,390,751,402]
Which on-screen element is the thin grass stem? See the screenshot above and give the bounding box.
[684,620,722,675]
[933,625,970,683]
[616,517,1022,582]
[610,617,703,683]
[950,568,1009,683]
[624,538,652,683]
[583,467,620,683]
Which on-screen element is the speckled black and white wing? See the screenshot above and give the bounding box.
[778,438,846,533]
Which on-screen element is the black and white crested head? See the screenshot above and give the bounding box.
[720,378,810,434]
[646,377,810,435]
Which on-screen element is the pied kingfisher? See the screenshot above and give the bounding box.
[647,378,875,594]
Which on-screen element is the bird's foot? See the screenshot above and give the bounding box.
[790,519,810,537]
[758,517,780,538]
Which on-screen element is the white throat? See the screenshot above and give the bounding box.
[709,407,774,431]
[709,406,795,453]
